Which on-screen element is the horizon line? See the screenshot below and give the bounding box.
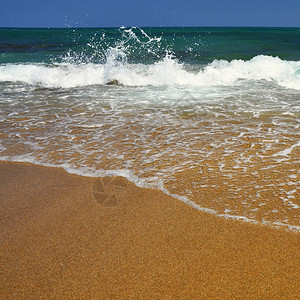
[1,25,300,29]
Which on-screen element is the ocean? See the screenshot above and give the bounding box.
[0,27,299,231]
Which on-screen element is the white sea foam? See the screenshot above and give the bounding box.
[0,55,299,90]
[273,140,300,156]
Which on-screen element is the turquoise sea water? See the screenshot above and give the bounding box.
[1,27,300,64]
[0,27,299,231]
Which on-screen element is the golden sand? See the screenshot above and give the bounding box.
[0,161,299,299]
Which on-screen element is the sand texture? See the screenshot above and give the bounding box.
[0,161,299,299]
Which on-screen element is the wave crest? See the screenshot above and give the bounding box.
[0,55,299,90]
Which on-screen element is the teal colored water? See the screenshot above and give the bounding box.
[1,27,300,64]
[0,27,299,231]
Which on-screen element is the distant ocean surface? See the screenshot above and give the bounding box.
[0,27,299,231]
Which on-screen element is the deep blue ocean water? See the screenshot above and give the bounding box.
[1,27,300,64]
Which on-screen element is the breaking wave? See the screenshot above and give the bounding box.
[0,55,299,90]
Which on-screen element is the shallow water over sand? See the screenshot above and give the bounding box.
[1,81,299,231]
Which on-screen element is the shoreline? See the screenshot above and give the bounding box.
[1,161,299,298]
[1,158,299,234]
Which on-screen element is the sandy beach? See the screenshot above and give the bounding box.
[0,161,299,299]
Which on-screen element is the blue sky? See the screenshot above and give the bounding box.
[1,0,300,27]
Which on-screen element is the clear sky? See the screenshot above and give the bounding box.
[1,0,300,28]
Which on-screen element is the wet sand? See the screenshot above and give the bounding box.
[0,161,299,299]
